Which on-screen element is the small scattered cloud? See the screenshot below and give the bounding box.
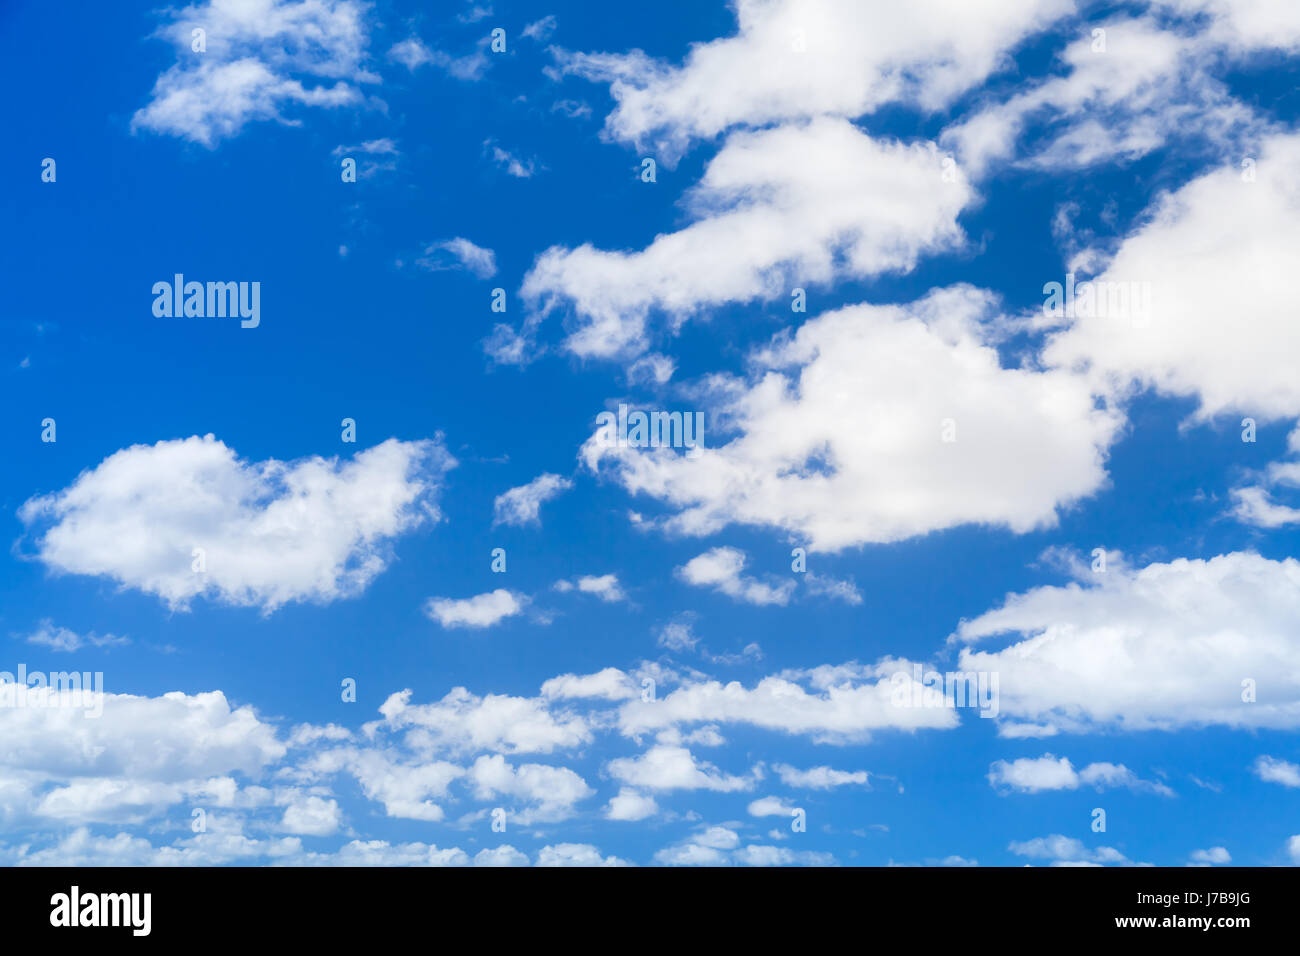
[677,547,795,606]
[425,590,526,629]
[415,238,497,278]
[493,473,572,527]
[24,620,130,653]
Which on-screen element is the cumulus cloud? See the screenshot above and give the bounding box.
[133,0,376,145]
[607,745,755,792]
[424,590,526,629]
[1009,834,1139,867]
[1188,846,1231,866]
[605,787,658,821]
[558,0,1073,161]
[279,794,342,835]
[747,796,796,817]
[957,552,1300,732]
[465,754,593,824]
[616,662,958,742]
[1044,132,1300,423]
[535,843,630,867]
[677,547,795,606]
[19,436,452,612]
[0,689,284,828]
[521,118,974,358]
[373,687,591,756]
[584,287,1121,550]
[553,574,626,602]
[540,668,640,702]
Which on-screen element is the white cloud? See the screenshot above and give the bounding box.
[1253,755,1300,788]
[656,614,698,651]
[732,844,835,866]
[485,140,538,178]
[677,547,795,606]
[535,843,629,867]
[279,794,342,835]
[492,473,573,526]
[295,748,462,822]
[522,118,974,358]
[607,745,755,792]
[559,0,1073,161]
[553,573,626,602]
[604,787,658,821]
[1188,846,1231,866]
[521,16,557,42]
[654,827,833,866]
[988,755,1173,795]
[747,796,796,817]
[465,754,593,824]
[302,839,470,866]
[24,620,129,652]
[20,436,452,612]
[473,845,530,867]
[425,590,526,629]
[331,138,400,178]
[1157,0,1300,52]
[1231,435,1300,528]
[958,552,1300,732]
[372,687,591,756]
[541,668,639,702]
[0,688,284,828]
[584,287,1121,550]
[1044,132,1300,423]
[617,663,958,742]
[0,689,283,782]
[773,764,868,789]
[652,842,729,866]
[134,0,375,146]
[802,573,862,605]
[1009,834,1138,867]
[4,823,305,867]
[416,238,498,279]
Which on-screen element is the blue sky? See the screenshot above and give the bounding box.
[2,0,1300,867]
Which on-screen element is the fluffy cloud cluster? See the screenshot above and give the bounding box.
[1008,834,1141,867]
[988,755,1173,795]
[1044,132,1300,422]
[677,547,794,606]
[0,689,284,828]
[20,436,453,612]
[520,118,973,358]
[559,0,1073,160]
[957,552,1300,732]
[583,287,1121,550]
